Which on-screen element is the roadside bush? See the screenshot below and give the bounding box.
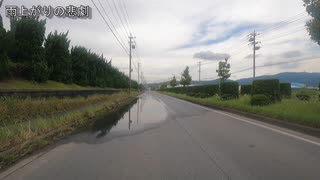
[220,82,239,100]
[252,79,281,103]
[251,94,272,106]
[32,50,49,83]
[296,94,311,101]
[164,84,219,97]
[199,93,210,98]
[0,53,10,80]
[240,84,252,95]
[221,94,239,100]
[280,83,291,98]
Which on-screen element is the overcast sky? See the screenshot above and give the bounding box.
[1,0,319,83]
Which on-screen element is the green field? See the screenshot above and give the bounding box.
[0,80,114,90]
[162,92,320,128]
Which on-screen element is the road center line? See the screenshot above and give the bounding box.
[160,93,320,147]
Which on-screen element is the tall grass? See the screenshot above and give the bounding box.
[164,92,320,128]
[0,92,129,125]
[0,92,137,151]
[0,80,112,90]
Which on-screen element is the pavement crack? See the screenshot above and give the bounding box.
[174,118,232,180]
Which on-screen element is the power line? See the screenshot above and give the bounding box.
[97,0,128,51]
[91,0,129,55]
[223,12,308,57]
[203,56,320,80]
[104,0,129,39]
[261,26,306,43]
[111,0,131,36]
[257,11,305,31]
[119,0,133,33]
[259,12,308,33]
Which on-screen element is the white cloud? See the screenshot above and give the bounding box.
[0,0,319,83]
[193,51,230,61]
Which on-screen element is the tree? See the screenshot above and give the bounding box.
[45,30,72,83]
[180,66,192,87]
[160,83,167,90]
[170,75,177,87]
[303,0,320,45]
[0,0,3,29]
[14,17,46,63]
[0,52,9,80]
[216,58,231,82]
[32,49,49,83]
[71,46,89,86]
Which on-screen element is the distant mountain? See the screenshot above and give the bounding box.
[237,72,320,87]
[147,72,320,88]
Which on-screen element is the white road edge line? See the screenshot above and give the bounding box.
[162,93,320,147]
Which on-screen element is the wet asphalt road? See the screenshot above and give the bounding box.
[1,91,320,180]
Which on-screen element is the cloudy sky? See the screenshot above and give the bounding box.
[1,0,319,83]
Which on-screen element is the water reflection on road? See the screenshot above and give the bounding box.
[71,92,169,144]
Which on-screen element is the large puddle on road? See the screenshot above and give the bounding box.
[70,92,169,144]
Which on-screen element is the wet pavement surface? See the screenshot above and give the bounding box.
[70,93,170,144]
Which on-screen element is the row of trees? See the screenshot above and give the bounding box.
[165,66,192,89]
[0,16,138,89]
[165,58,231,88]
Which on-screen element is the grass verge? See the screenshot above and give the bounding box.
[0,93,127,125]
[162,92,320,129]
[0,79,115,90]
[0,91,138,169]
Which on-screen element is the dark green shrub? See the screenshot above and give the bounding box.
[32,59,49,83]
[220,82,239,99]
[165,84,219,97]
[280,83,291,98]
[296,94,311,101]
[221,94,239,100]
[252,79,281,102]
[0,52,10,80]
[200,85,219,96]
[45,31,72,84]
[251,94,272,106]
[199,93,210,98]
[240,84,252,95]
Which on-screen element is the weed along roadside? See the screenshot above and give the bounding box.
[159,79,320,137]
[0,91,139,170]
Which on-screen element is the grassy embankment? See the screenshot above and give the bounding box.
[0,91,138,168]
[0,79,115,90]
[162,90,320,128]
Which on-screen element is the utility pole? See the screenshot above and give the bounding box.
[138,62,140,92]
[248,30,261,79]
[141,71,143,90]
[198,61,201,83]
[128,34,135,94]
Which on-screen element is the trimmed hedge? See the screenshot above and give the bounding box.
[251,94,272,106]
[220,81,239,100]
[280,83,291,98]
[240,84,252,95]
[296,94,311,101]
[163,84,219,97]
[252,79,281,102]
